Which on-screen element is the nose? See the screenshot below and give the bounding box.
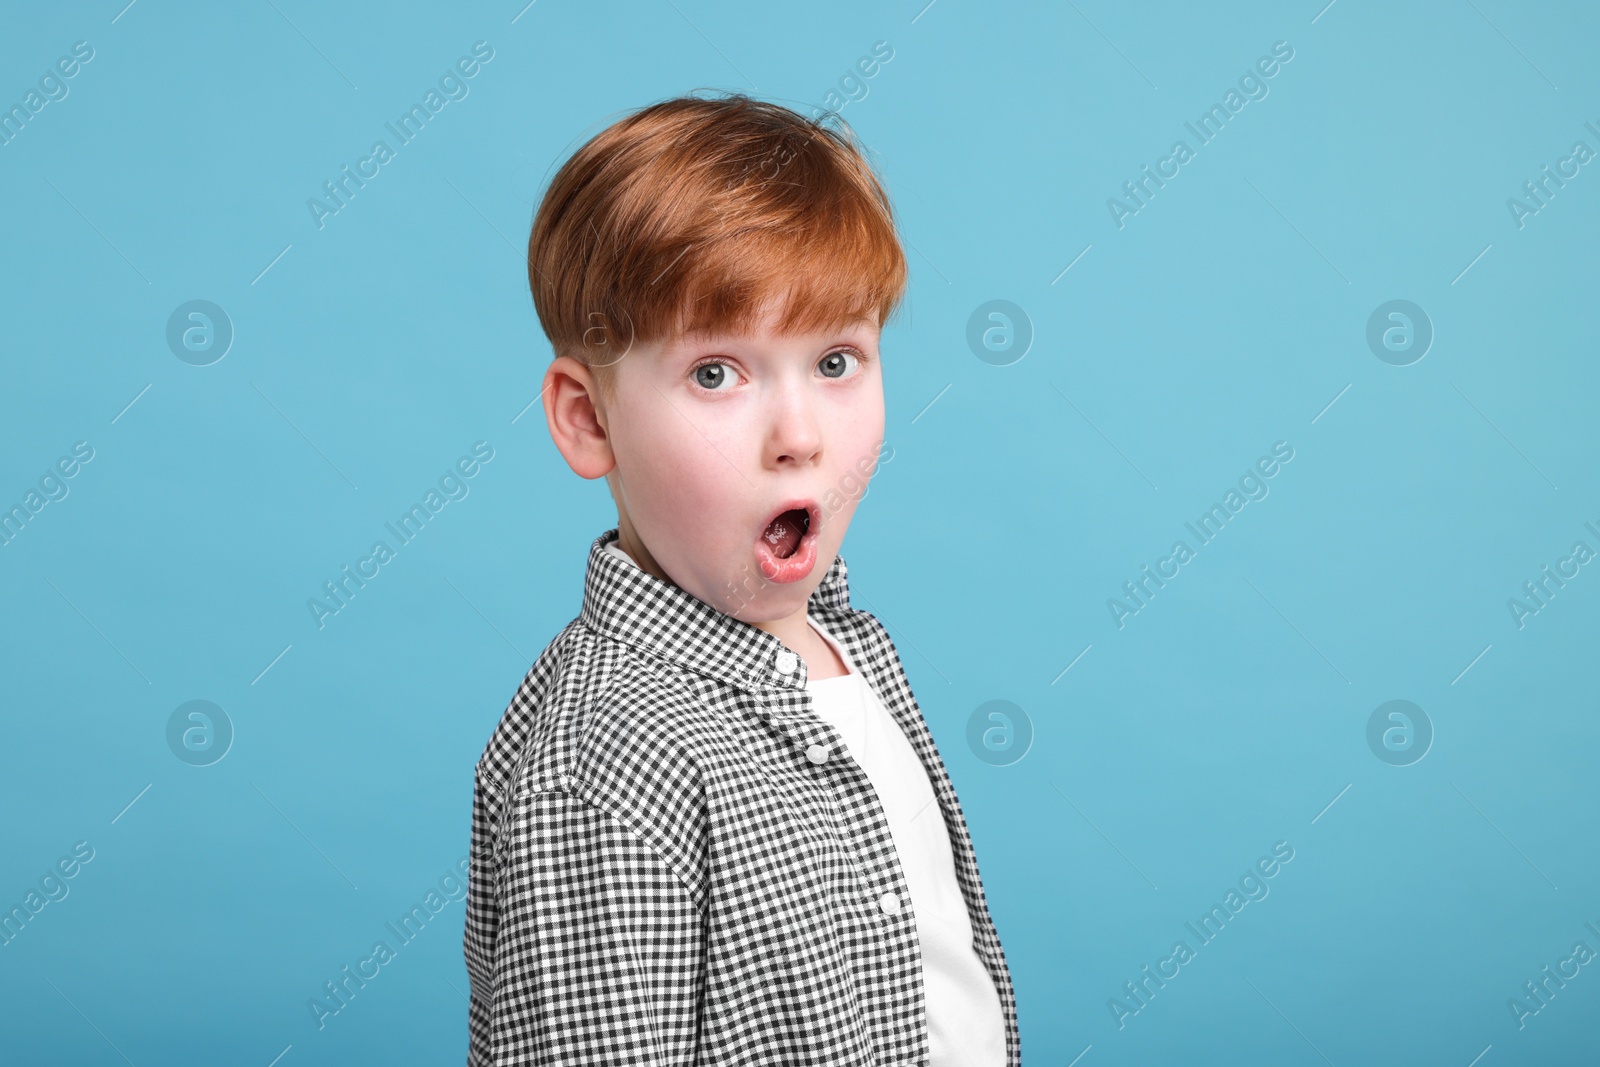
[763,377,823,468]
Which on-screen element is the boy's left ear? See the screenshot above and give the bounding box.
[542,356,616,480]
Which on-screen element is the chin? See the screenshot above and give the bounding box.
[719,572,817,623]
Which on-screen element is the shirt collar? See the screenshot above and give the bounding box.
[579,527,853,694]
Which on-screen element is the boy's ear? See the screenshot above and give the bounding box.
[542,355,616,480]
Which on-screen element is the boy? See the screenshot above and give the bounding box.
[465,93,1019,1066]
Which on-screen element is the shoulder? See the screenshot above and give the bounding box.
[476,626,722,897]
[473,615,593,794]
[476,622,722,792]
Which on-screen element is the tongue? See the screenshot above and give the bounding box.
[762,509,807,559]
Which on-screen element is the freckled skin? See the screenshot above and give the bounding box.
[542,301,885,677]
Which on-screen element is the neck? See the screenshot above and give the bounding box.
[612,521,849,678]
[755,610,850,679]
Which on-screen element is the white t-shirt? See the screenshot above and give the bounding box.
[603,541,1006,1064]
[804,613,1007,1067]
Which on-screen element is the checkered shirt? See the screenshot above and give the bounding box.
[464,527,1020,1065]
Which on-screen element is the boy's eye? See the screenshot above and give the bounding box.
[819,349,861,379]
[692,361,738,391]
[689,348,866,391]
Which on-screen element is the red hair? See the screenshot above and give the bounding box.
[527,92,907,395]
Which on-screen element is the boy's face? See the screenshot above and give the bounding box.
[594,302,885,623]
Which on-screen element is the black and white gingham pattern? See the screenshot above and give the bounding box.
[465,528,1020,1066]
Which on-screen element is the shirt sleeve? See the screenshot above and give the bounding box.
[466,771,705,1066]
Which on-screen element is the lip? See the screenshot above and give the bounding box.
[753,498,821,584]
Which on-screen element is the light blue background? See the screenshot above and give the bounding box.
[3,1,1598,1063]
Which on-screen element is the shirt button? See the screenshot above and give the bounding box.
[775,650,799,675]
[805,743,830,765]
[878,891,901,916]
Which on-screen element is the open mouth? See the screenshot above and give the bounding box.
[757,500,818,560]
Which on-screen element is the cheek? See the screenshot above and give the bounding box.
[614,394,744,529]
[826,393,885,522]
[838,388,885,467]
